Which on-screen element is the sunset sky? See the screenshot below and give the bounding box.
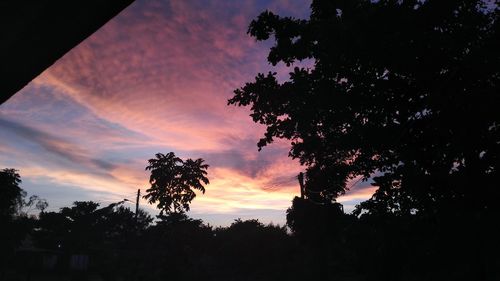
[0,0,375,226]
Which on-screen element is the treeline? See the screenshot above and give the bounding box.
[2,169,499,281]
[2,196,295,280]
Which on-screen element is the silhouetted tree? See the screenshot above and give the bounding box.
[228,3,500,279]
[104,205,152,239]
[229,0,499,214]
[34,200,154,280]
[20,195,48,216]
[0,169,47,278]
[0,169,48,219]
[36,201,102,252]
[144,152,209,215]
[35,201,152,252]
[0,168,24,220]
[0,169,25,276]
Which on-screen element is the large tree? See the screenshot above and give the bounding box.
[229,0,499,213]
[144,152,209,215]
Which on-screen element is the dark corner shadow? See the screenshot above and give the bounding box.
[0,1,134,105]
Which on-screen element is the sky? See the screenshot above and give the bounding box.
[0,0,376,226]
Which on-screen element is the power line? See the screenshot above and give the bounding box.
[261,176,298,191]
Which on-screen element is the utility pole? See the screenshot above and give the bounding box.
[298,172,305,199]
[135,188,140,221]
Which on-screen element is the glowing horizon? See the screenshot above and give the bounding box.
[0,0,374,226]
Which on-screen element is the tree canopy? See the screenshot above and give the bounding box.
[36,201,152,252]
[229,0,499,213]
[144,152,209,215]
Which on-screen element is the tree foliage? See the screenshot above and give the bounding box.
[229,0,499,213]
[144,152,209,215]
[0,168,24,220]
[36,201,153,252]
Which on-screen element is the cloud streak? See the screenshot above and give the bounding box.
[0,116,116,174]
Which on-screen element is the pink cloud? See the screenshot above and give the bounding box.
[1,0,373,225]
